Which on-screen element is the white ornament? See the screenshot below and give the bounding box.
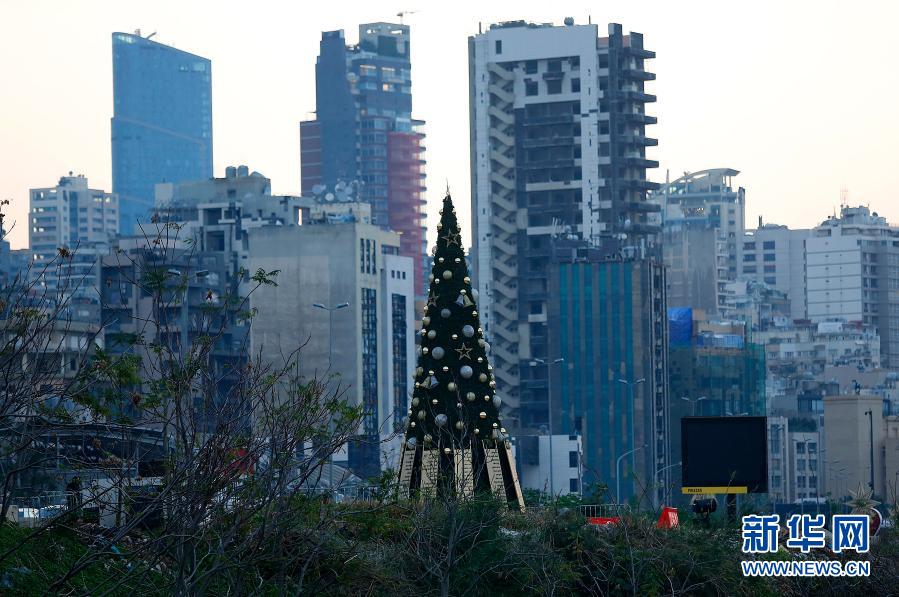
[432,346,445,360]
[442,270,453,280]
[493,396,502,409]
[435,414,448,427]
[440,308,451,318]
[406,437,417,448]
[462,325,475,338]
[427,330,437,340]
[460,366,473,379]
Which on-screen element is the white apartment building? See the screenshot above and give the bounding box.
[740,223,810,320]
[29,173,118,297]
[806,206,899,368]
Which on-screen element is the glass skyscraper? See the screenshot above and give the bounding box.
[111,32,213,235]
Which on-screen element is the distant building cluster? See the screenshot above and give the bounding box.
[4,17,898,506]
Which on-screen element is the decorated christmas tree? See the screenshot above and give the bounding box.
[398,193,524,509]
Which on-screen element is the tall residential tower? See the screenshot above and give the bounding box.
[111,31,213,235]
[300,23,427,298]
[469,20,660,427]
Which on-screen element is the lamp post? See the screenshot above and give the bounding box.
[655,461,682,507]
[312,301,349,492]
[531,358,565,496]
[619,377,646,492]
[864,409,874,491]
[680,395,707,416]
[616,443,647,506]
[312,301,349,368]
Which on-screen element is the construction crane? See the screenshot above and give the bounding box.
[396,10,417,24]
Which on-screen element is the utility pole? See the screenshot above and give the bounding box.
[312,301,349,492]
[531,358,564,496]
[313,301,349,368]
[864,409,874,491]
[619,378,645,474]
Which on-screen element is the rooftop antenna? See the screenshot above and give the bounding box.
[840,185,849,207]
[146,31,157,40]
[396,10,417,24]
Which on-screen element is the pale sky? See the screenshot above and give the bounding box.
[3,0,898,250]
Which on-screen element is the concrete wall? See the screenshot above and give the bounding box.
[823,394,886,497]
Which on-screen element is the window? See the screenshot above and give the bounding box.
[525,80,538,96]
[743,242,756,251]
[569,478,579,493]
[571,78,581,93]
[391,293,407,428]
[764,265,776,273]
[569,451,578,468]
[546,79,562,94]
[763,253,776,262]
[525,60,538,74]
[495,40,502,54]
[361,288,379,436]
[547,59,562,72]
[763,241,775,250]
[743,266,757,274]
[743,254,756,262]
[764,276,776,285]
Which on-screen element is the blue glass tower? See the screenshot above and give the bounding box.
[111,32,213,235]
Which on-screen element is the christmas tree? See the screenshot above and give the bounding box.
[398,193,524,509]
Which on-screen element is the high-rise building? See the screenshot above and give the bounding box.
[300,23,427,298]
[469,20,659,427]
[739,223,810,320]
[806,206,899,367]
[248,200,416,479]
[29,173,118,299]
[547,247,669,505]
[653,168,746,315]
[111,31,213,235]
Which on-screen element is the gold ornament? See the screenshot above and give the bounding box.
[466,392,476,402]
[479,412,487,419]
[479,373,488,382]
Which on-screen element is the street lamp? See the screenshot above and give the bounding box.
[616,443,647,506]
[312,301,349,493]
[531,358,565,496]
[619,378,646,484]
[655,461,682,507]
[864,409,874,491]
[680,395,707,416]
[312,302,349,367]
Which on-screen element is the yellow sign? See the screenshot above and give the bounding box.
[682,486,748,494]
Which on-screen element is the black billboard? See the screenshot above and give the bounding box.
[681,416,767,494]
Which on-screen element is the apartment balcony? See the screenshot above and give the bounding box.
[522,135,575,149]
[621,112,657,125]
[623,47,655,60]
[620,90,657,103]
[623,156,660,169]
[625,200,662,213]
[621,68,656,81]
[619,179,661,191]
[618,134,658,147]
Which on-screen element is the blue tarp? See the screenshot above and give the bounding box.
[668,307,693,347]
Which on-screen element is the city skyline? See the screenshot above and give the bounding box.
[3,1,899,250]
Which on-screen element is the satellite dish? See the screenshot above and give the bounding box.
[346,72,358,83]
[325,192,335,202]
[312,184,325,196]
[335,181,345,192]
